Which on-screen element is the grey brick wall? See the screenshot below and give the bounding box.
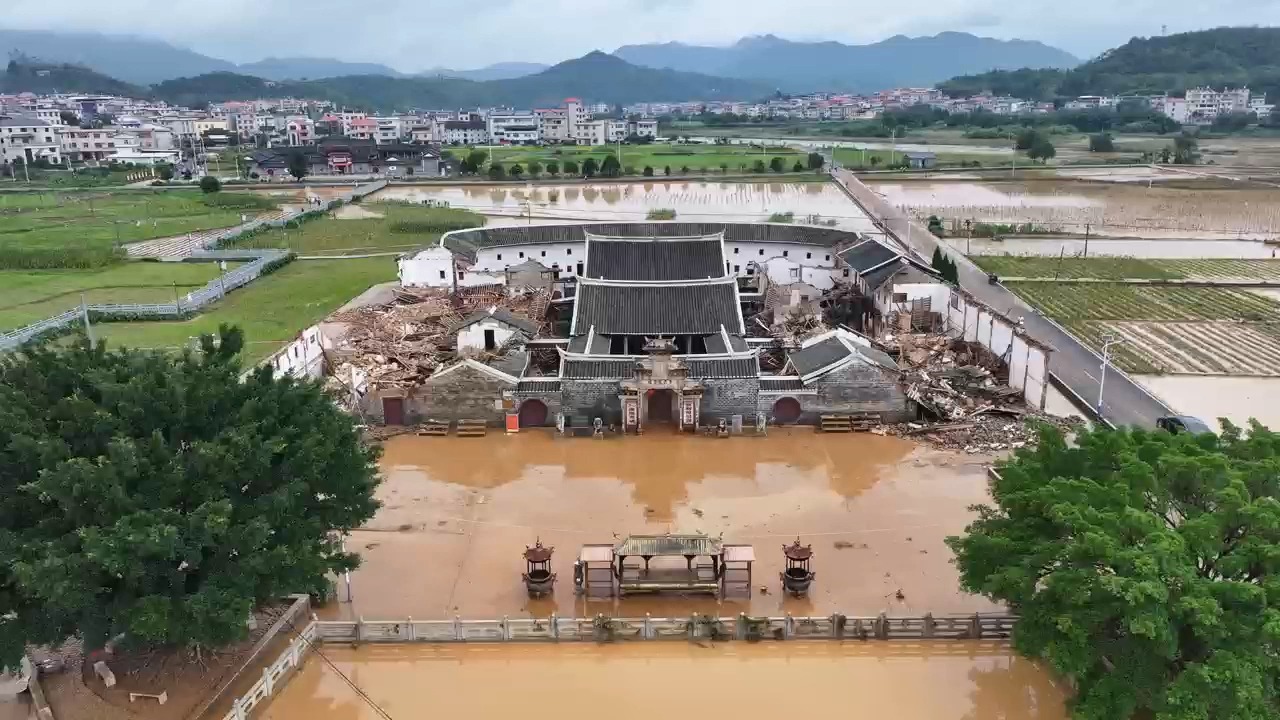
[803,361,913,422]
[700,379,760,423]
[562,381,622,424]
[363,365,514,426]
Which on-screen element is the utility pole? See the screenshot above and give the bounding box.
[80,293,94,345]
[218,260,228,298]
[173,282,181,314]
[1083,223,1091,258]
[965,219,972,255]
[1097,334,1123,414]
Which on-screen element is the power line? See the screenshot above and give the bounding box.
[283,617,397,720]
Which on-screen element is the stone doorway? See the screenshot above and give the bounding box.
[647,389,676,424]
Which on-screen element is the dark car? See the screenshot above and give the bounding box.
[1156,415,1212,435]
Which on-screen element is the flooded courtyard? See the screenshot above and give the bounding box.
[324,431,1002,622]
[364,181,878,232]
[262,642,1066,720]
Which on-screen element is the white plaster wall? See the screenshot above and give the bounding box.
[474,243,582,273]
[944,289,1049,409]
[726,243,836,268]
[265,325,325,379]
[457,319,519,352]
[399,247,453,287]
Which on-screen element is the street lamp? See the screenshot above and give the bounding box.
[1097,333,1124,414]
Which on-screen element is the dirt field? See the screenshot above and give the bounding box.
[320,430,1004,623]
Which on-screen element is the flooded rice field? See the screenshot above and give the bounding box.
[324,431,1002,622]
[262,642,1066,720]
[1134,374,1280,430]
[869,180,1280,240]
[365,181,878,232]
[949,236,1278,259]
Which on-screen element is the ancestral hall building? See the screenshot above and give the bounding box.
[387,223,923,429]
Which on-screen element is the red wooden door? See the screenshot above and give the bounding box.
[383,397,406,425]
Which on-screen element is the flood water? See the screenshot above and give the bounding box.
[365,181,879,232]
[263,642,1066,720]
[325,431,1002,623]
[1133,374,1280,430]
[949,236,1277,259]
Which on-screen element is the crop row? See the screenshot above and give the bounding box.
[974,256,1180,280]
[1008,283,1280,322]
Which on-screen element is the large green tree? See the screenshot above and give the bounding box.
[599,154,621,178]
[0,327,380,667]
[948,424,1280,720]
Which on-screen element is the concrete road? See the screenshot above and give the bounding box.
[833,170,1170,428]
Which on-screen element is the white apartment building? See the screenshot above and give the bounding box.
[0,116,62,164]
[630,119,658,138]
[346,117,377,140]
[444,120,488,145]
[286,117,316,145]
[1249,95,1272,119]
[1186,87,1251,121]
[338,111,368,134]
[409,125,436,144]
[487,112,540,144]
[59,126,116,162]
[374,117,404,144]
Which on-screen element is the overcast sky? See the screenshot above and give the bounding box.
[3,0,1278,70]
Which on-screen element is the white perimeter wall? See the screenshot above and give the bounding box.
[263,324,327,380]
[945,289,1050,410]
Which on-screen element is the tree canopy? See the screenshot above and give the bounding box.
[0,327,380,667]
[948,423,1280,720]
[286,150,309,181]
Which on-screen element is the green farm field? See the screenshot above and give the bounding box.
[0,190,278,269]
[0,261,234,331]
[450,143,820,174]
[96,257,398,362]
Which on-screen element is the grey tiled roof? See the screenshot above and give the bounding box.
[838,239,901,273]
[759,377,806,391]
[562,359,637,379]
[702,332,748,354]
[574,281,742,335]
[516,379,562,393]
[585,239,725,281]
[859,259,904,291]
[685,357,758,378]
[561,357,757,379]
[451,307,539,335]
[441,222,862,260]
[566,332,611,354]
[789,337,854,377]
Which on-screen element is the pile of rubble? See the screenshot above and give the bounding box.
[323,285,549,402]
[878,331,1081,453]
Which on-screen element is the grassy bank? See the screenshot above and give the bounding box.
[96,257,398,362]
[448,142,822,175]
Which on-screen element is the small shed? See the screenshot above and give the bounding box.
[903,151,937,169]
[452,307,539,353]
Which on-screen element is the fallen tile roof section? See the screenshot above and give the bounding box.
[789,336,855,377]
[585,238,725,281]
[838,239,901,273]
[573,281,742,335]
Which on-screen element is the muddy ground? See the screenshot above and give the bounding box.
[321,430,1003,622]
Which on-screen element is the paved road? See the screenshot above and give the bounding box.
[833,170,1170,428]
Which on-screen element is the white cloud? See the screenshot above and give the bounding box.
[2,0,1277,69]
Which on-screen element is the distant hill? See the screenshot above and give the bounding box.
[941,27,1280,101]
[148,52,771,110]
[1,58,144,96]
[420,62,550,82]
[237,57,407,81]
[613,32,1079,93]
[0,29,233,85]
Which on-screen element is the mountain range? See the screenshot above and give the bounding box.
[612,33,1080,92]
[0,27,1075,92]
[136,52,771,109]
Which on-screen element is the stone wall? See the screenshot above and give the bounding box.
[700,378,760,423]
[803,360,914,422]
[363,364,514,425]
[562,380,622,424]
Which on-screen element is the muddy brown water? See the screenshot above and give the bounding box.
[324,430,1003,622]
[365,181,879,232]
[262,642,1066,720]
